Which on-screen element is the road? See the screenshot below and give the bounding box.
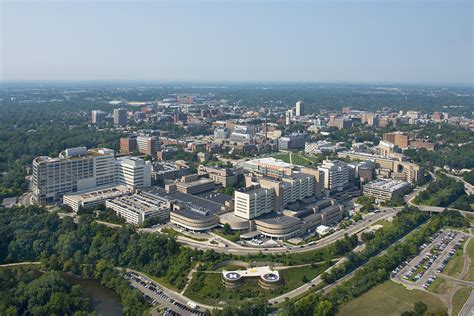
[405,177,472,216]
[268,257,347,305]
[459,290,474,316]
[17,191,35,206]
[169,209,398,255]
[435,168,474,195]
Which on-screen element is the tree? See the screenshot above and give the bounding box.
[413,301,428,315]
[314,300,335,316]
[222,223,232,235]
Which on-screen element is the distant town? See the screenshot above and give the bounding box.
[1,83,473,316]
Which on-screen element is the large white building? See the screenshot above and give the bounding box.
[63,185,133,212]
[32,147,151,203]
[32,147,117,203]
[116,157,152,188]
[295,101,304,116]
[105,193,170,225]
[234,186,274,220]
[318,160,351,193]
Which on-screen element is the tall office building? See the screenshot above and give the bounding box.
[136,135,160,155]
[116,157,152,188]
[318,160,351,193]
[278,133,305,150]
[91,110,106,124]
[32,147,152,203]
[258,173,315,211]
[295,101,304,116]
[114,108,127,126]
[234,186,274,220]
[32,147,117,203]
[383,132,409,148]
[120,136,138,153]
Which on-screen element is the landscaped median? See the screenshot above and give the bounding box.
[161,227,208,242]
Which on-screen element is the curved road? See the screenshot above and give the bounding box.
[163,209,398,255]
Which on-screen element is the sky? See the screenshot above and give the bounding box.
[1,0,473,85]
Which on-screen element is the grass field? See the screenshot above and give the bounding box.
[452,286,472,316]
[273,153,321,166]
[338,280,447,316]
[427,278,455,295]
[444,244,465,278]
[467,238,474,281]
[184,264,329,305]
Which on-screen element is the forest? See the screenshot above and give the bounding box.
[414,175,470,210]
[0,268,94,316]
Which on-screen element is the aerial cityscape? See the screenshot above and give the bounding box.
[1,1,473,316]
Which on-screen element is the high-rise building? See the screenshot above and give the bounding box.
[214,127,231,139]
[383,132,409,148]
[136,135,160,155]
[360,113,378,126]
[278,133,305,150]
[91,110,106,124]
[318,160,351,193]
[258,173,315,211]
[327,117,352,129]
[32,147,117,203]
[234,186,274,220]
[120,136,138,153]
[32,147,152,204]
[432,112,443,122]
[113,108,127,126]
[116,156,152,188]
[295,101,304,116]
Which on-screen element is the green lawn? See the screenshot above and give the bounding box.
[161,227,208,242]
[214,229,240,243]
[467,238,474,281]
[183,264,329,305]
[427,278,454,295]
[273,153,321,166]
[444,243,465,278]
[338,280,447,316]
[452,286,472,316]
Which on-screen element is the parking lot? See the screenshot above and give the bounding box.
[391,230,468,291]
[125,271,207,316]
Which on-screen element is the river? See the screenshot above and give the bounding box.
[63,273,124,316]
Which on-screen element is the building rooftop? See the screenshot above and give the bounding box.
[143,187,225,215]
[244,157,294,169]
[255,212,301,226]
[63,185,133,203]
[196,191,233,205]
[107,193,168,215]
[364,179,410,192]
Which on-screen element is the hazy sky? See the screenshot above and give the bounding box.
[1,0,473,84]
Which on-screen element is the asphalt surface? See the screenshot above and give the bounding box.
[392,230,468,291]
[165,209,398,255]
[125,269,209,316]
[459,290,474,316]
